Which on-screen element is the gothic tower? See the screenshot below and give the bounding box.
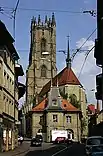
[26,14,57,107]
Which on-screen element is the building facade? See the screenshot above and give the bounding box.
[39,67,88,137]
[24,14,87,139]
[32,85,82,142]
[0,21,24,152]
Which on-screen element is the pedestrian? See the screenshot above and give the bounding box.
[20,136,23,145]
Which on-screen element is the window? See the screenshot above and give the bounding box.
[66,116,71,123]
[52,99,57,106]
[38,129,42,133]
[41,38,46,54]
[53,115,58,122]
[7,74,9,80]
[87,138,103,145]
[6,98,8,102]
[10,78,11,83]
[3,95,5,100]
[4,71,6,76]
[64,104,66,107]
[41,65,47,77]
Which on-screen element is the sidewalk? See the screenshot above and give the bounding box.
[0,142,30,156]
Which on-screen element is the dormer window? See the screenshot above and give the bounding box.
[52,98,57,106]
[64,104,66,107]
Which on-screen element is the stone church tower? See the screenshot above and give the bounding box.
[26,14,57,107]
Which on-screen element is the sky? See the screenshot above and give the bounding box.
[0,0,101,107]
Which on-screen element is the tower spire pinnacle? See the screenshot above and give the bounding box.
[52,13,56,26]
[38,15,41,25]
[45,15,48,23]
[66,35,71,68]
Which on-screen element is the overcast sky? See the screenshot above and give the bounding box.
[0,0,101,107]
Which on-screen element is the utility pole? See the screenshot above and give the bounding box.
[11,0,20,149]
[12,0,20,42]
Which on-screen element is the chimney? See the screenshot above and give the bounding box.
[97,100,100,113]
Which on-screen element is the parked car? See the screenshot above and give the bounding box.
[66,138,73,145]
[31,137,42,146]
[54,137,66,144]
[35,134,43,142]
[85,136,103,156]
[89,145,103,156]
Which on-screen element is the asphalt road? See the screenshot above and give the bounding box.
[24,143,86,156]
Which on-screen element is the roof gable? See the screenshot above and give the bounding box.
[39,67,81,97]
[88,104,95,113]
[45,86,63,111]
[62,99,80,111]
[32,99,46,111]
[32,98,80,112]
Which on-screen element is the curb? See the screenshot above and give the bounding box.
[11,147,30,156]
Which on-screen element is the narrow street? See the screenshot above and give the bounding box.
[23,143,86,156]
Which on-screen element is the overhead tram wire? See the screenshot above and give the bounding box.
[0,7,13,19]
[1,6,96,15]
[71,28,97,62]
[71,45,95,94]
[78,45,95,78]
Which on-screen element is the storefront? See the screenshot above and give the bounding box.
[2,116,18,151]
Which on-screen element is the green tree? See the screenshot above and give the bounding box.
[69,94,81,109]
[59,90,68,100]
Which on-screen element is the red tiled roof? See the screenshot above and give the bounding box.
[39,67,81,97]
[32,99,47,111]
[62,99,80,111]
[32,98,80,112]
[88,104,95,113]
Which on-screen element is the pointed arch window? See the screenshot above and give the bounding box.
[41,65,47,77]
[41,38,46,55]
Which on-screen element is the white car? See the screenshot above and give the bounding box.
[85,136,103,156]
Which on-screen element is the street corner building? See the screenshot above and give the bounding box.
[32,85,82,143]
[0,20,25,152]
[23,14,88,142]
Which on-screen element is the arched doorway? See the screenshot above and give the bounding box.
[66,129,74,140]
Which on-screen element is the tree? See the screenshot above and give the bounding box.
[69,94,81,109]
[59,90,68,100]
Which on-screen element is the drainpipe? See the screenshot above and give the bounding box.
[77,113,79,142]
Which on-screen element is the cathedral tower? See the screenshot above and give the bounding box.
[26,14,57,107]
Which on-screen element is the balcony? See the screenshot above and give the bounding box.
[18,82,25,99]
[15,63,24,77]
